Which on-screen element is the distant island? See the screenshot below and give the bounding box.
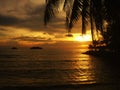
[30,47,42,49]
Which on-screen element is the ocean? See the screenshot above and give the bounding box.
[0,41,119,89]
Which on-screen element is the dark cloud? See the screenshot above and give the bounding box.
[0,14,21,26]
[0,0,67,36]
[0,4,45,30]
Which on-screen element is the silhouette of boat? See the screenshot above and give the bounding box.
[11,47,18,49]
[65,33,73,37]
[30,47,42,49]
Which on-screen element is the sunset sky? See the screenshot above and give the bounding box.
[0,0,91,47]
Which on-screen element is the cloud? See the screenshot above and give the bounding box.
[0,0,81,47]
[0,27,7,31]
[0,0,66,34]
[0,33,5,36]
[0,3,45,31]
[12,36,49,42]
[0,14,21,26]
[0,0,73,47]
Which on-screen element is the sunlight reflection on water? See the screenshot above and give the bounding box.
[0,43,118,86]
[70,52,96,84]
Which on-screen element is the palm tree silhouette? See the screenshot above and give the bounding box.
[44,0,120,51]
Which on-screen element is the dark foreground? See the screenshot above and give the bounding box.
[0,84,120,90]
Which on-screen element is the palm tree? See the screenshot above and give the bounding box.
[44,0,103,38]
[44,0,120,51]
[103,0,120,51]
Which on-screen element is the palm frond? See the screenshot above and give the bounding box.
[92,0,104,34]
[90,0,95,41]
[63,0,69,11]
[69,0,82,29]
[81,0,89,34]
[44,0,61,25]
[63,0,74,33]
[46,0,48,3]
[63,0,73,11]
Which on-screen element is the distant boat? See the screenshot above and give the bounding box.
[11,47,18,49]
[65,33,73,37]
[30,47,42,49]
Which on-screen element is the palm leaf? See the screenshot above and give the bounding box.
[69,0,82,30]
[81,0,89,34]
[90,0,95,41]
[93,0,104,34]
[63,0,74,33]
[44,0,61,25]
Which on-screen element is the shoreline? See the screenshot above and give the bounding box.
[0,83,119,90]
[83,50,120,58]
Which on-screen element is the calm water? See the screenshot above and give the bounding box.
[0,42,119,87]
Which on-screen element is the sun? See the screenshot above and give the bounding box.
[74,34,92,42]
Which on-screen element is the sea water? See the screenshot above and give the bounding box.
[0,42,119,87]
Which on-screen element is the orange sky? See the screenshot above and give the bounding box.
[0,0,92,47]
